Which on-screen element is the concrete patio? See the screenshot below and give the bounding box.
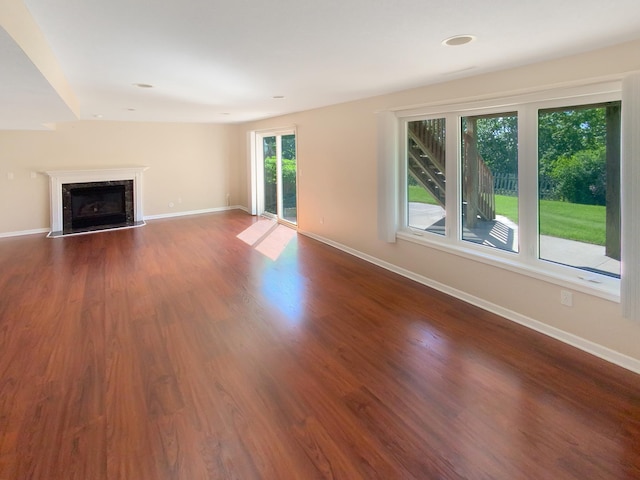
[408,203,620,277]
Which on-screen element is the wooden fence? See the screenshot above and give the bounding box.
[493,173,556,200]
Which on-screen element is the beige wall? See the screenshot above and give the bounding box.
[237,40,640,366]
[0,121,238,233]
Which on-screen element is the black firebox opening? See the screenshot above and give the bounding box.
[70,184,127,230]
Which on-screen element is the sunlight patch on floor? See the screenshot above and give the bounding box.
[237,220,296,261]
[236,219,277,246]
[255,225,296,261]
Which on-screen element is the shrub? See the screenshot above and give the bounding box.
[550,147,606,205]
[264,156,297,185]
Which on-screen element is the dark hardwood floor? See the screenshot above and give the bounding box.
[0,210,639,479]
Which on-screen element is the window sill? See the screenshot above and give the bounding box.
[396,229,620,302]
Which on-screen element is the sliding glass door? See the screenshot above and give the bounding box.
[258,130,297,225]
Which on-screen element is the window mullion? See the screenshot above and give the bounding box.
[445,113,460,241]
[518,106,539,264]
[276,135,283,219]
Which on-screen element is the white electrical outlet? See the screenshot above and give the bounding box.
[560,290,573,307]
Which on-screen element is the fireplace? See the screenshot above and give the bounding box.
[45,167,148,237]
[63,181,133,232]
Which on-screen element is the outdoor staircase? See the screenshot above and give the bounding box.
[407,120,495,223]
[407,120,447,207]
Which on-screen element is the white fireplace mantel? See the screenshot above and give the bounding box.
[45,166,149,235]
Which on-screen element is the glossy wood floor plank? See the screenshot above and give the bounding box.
[1,210,639,479]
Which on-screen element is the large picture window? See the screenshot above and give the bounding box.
[399,87,623,296]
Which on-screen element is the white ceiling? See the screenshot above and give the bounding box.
[3,0,640,129]
[0,26,76,130]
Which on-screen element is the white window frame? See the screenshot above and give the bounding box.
[252,126,298,225]
[394,82,623,301]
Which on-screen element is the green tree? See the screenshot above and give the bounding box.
[263,136,276,158]
[538,106,606,178]
[467,106,609,178]
[282,134,296,161]
[263,134,296,184]
[550,147,606,205]
[264,156,277,183]
[474,115,519,175]
[264,157,296,186]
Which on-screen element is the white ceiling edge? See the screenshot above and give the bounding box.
[0,27,75,129]
[0,0,77,130]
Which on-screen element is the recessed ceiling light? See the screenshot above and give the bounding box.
[133,83,153,88]
[272,95,285,99]
[220,112,230,116]
[127,108,136,111]
[93,114,103,119]
[442,35,476,47]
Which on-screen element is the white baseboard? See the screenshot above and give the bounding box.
[1,206,251,238]
[144,205,247,220]
[0,228,49,239]
[299,230,640,375]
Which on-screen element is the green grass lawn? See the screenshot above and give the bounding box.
[494,195,605,245]
[408,185,440,205]
[409,186,606,245]
[495,195,518,223]
[539,198,606,245]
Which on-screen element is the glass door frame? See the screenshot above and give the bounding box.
[254,127,298,226]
